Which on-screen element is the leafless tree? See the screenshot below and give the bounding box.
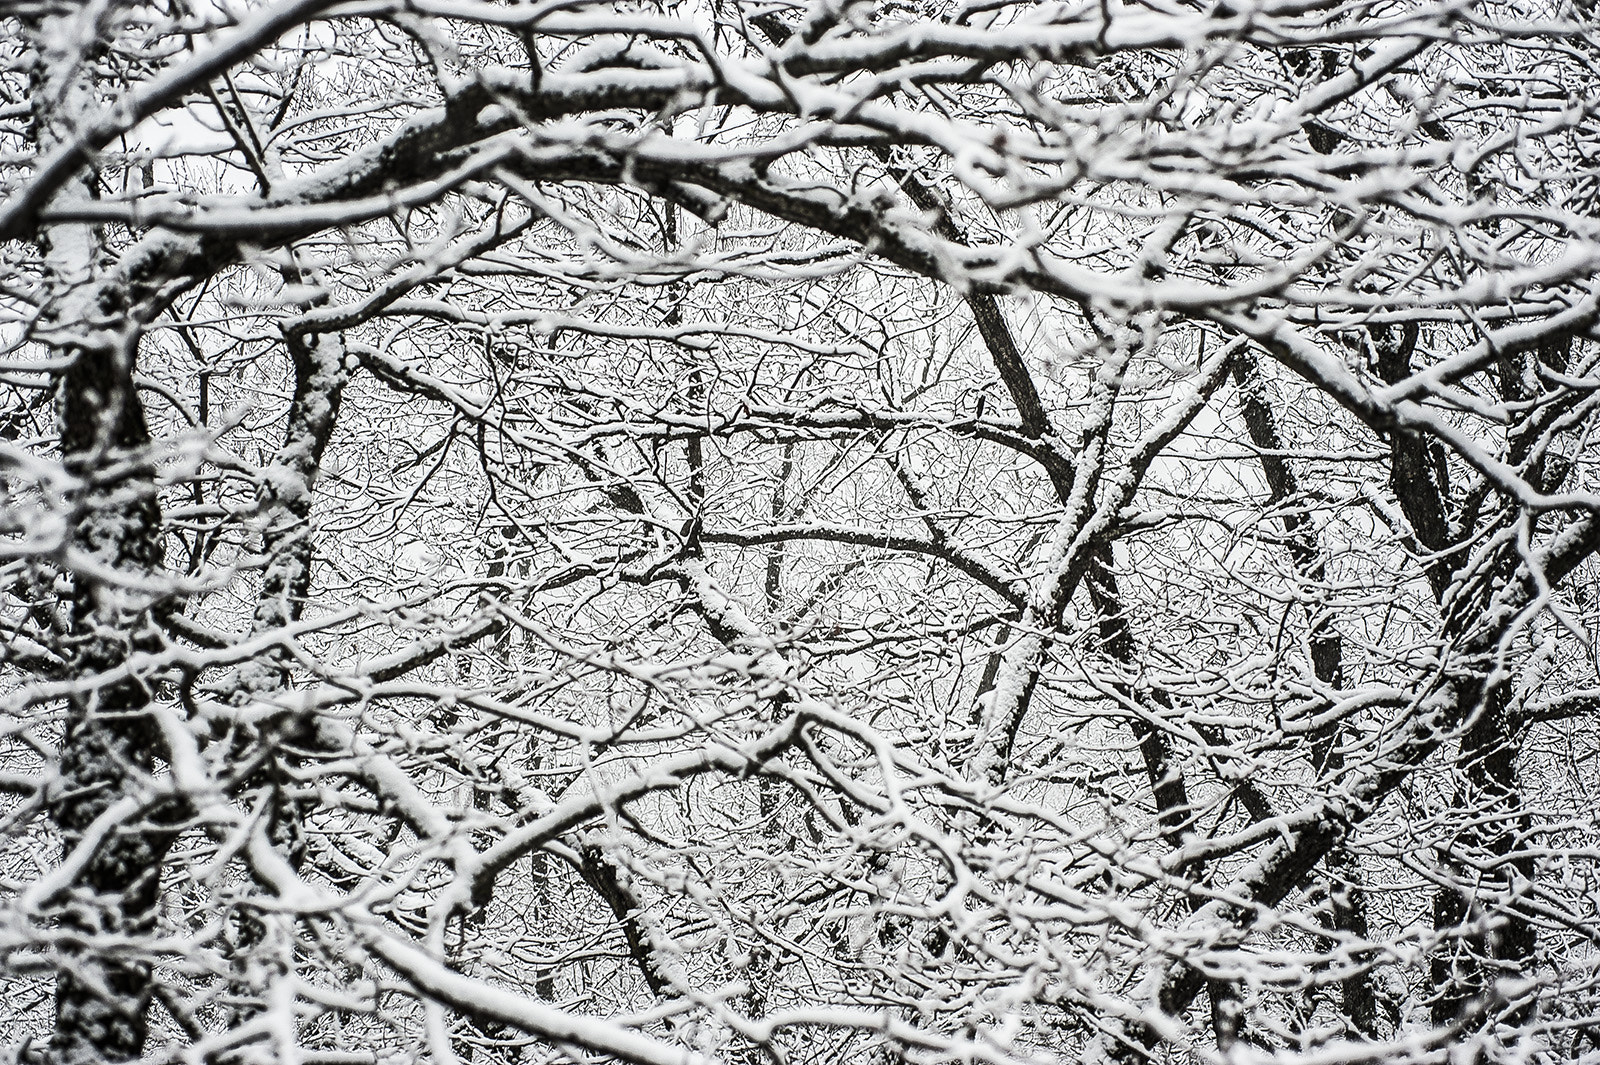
[4,1,1600,1064]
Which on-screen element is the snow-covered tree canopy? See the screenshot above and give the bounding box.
[4,1,1600,1063]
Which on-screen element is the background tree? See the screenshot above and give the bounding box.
[4,1,1600,1064]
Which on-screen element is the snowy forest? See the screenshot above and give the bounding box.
[4,0,1600,1063]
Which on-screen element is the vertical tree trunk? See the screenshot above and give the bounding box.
[43,196,176,1065]
[22,7,177,1061]
[43,239,174,1065]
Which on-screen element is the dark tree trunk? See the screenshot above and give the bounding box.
[47,335,177,1065]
